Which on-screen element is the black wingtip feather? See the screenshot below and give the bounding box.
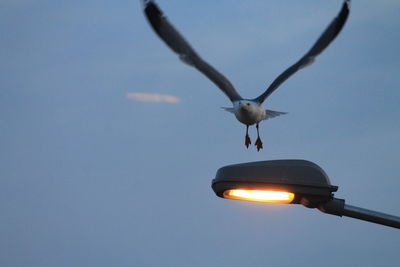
[144,1,163,35]
[329,0,350,45]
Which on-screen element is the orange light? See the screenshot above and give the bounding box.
[223,189,295,204]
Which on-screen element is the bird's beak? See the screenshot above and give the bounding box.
[240,104,247,110]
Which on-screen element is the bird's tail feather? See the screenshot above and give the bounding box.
[264,109,287,120]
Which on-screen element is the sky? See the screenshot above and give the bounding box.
[1,0,400,266]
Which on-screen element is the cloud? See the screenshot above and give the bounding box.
[126,92,180,104]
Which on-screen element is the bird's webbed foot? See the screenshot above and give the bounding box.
[255,137,263,151]
[245,134,251,148]
[254,123,263,151]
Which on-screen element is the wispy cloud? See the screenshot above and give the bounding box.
[126,92,181,104]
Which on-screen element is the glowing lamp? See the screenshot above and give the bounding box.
[223,190,295,204]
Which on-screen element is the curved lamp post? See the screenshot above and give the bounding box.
[211,160,400,229]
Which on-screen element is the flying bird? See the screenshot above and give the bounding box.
[141,0,351,151]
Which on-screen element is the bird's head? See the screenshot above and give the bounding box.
[239,101,253,112]
[239,102,250,110]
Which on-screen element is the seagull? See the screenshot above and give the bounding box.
[141,0,351,151]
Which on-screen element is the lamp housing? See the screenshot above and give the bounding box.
[212,160,338,208]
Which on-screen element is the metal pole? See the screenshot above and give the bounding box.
[318,198,400,229]
[341,204,400,229]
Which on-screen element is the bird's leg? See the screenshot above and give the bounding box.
[245,125,251,148]
[255,123,263,151]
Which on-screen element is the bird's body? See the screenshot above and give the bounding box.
[227,101,266,125]
[237,101,266,126]
[141,0,351,150]
[223,100,287,149]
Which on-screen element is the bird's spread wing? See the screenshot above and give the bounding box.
[264,109,287,120]
[142,0,243,102]
[253,0,351,104]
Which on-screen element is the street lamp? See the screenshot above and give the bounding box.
[211,160,400,229]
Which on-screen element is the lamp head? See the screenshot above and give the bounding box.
[212,160,338,208]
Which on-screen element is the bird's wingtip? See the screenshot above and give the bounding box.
[345,0,351,10]
[141,0,154,10]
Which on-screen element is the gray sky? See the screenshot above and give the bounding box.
[1,0,400,266]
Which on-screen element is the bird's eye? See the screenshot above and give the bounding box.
[247,103,250,106]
